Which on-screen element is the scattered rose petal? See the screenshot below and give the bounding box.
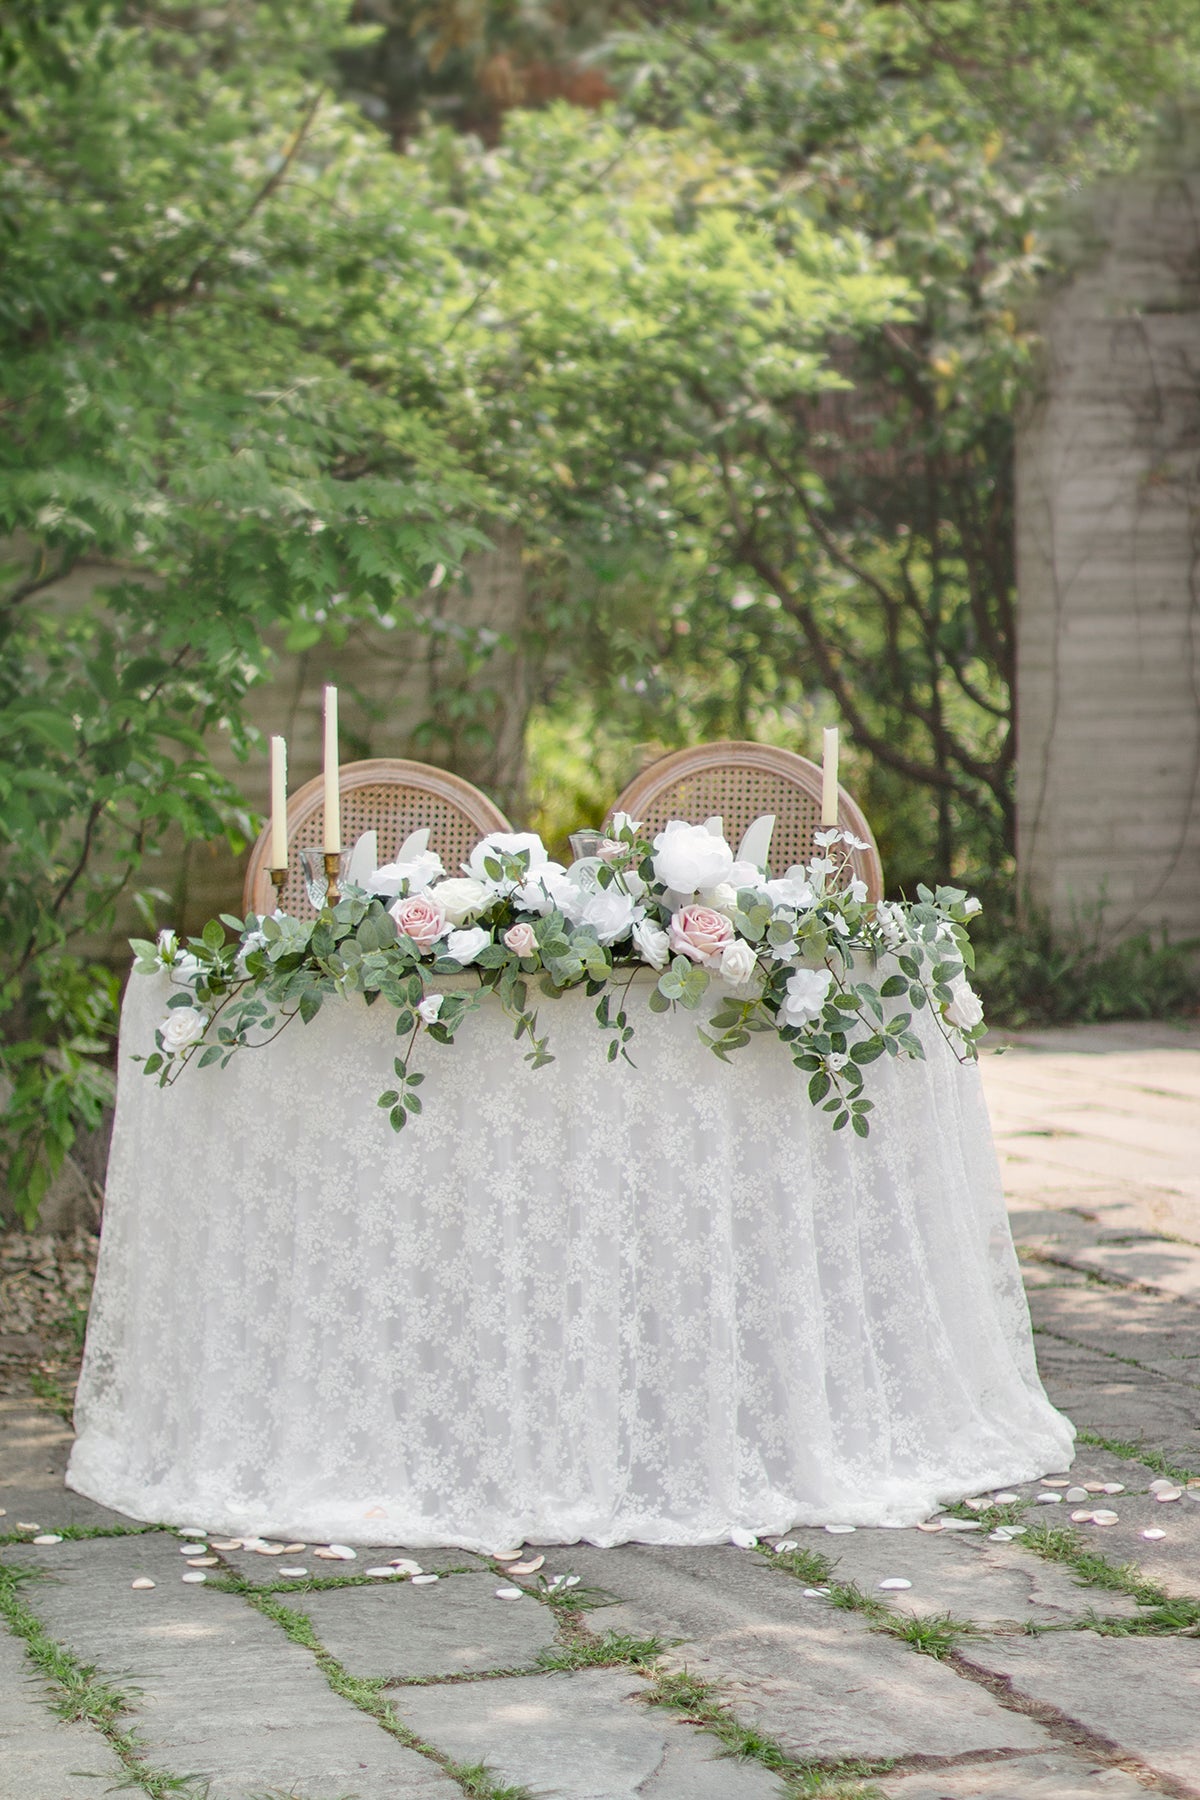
[775,1540,799,1553]
[317,1545,357,1561]
[366,1566,399,1578]
[256,1544,288,1555]
[179,1528,207,1538]
[1142,1528,1167,1541]
[1070,1510,1096,1523]
[179,1544,205,1555]
[1064,1488,1089,1503]
[1035,1493,1062,1505]
[186,1556,218,1567]
[916,1521,943,1533]
[509,1556,545,1574]
[989,1529,1012,1542]
[495,1586,523,1599]
[1149,1478,1174,1493]
[279,1567,308,1578]
[209,1540,243,1551]
[564,1576,581,1587]
[312,1549,340,1560]
[1101,1483,1125,1495]
[32,1535,62,1545]
[281,1543,306,1554]
[939,1519,983,1532]
[1091,1510,1119,1525]
[492,1550,523,1562]
[1005,1525,1028,1536]
[964,1498,988,1511]
[131,1577,155,1590]
[992,1492,1020,1504]
[879,1578,912,1590]
[16,1523,39,1531]
[730,1529,758,1548]
[1041,1478,1071,1487]
[181,1572,207,1583]
[389,1559,423,1575]
[0,1509,6,1517]
[411,1573,439,1586]
[824,1524,856,1534]
[1155,1488,1184,1503]
[803,1587,830,1597]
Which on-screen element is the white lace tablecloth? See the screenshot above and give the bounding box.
[67,970,1073,1549]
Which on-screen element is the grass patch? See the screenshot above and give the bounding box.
[0,1557,208,1796]
[761,1543,980,1660]
[248,1590,537,1800]
[1022,1520,1200,1631]
[0,1522,163,1549]
[1075,1428,1199,1487]
[647,1668,893,1797]
[28,1369,74,1423]
[758,1543,838,1586]
[536,1630,666,1672]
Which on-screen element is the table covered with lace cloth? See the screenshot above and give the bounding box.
[66,970,1074,1550]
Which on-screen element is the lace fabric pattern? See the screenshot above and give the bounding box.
[67,971,1074,1548]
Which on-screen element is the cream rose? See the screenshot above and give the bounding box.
[429,877,490,926]
[444,926,490,965]
[158,1007,208,1055]
[717,937,759,987]
[944,975,984,1031]
[389,893,447,950]
[632,918,671,969]
[503,923,538,957]
[669,904,734,966]
[417,993,444,1025]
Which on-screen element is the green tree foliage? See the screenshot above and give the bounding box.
[0,0,487,1220]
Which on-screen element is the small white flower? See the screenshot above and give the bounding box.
[963,895,982,917]
[781,967,833,1026]
[944,975,984,1031]
[632,918,671,969]
[874,902,909,950]
[717,937,759,987]
[429,878,490,926]
[826,1051,849,1073]
[158,1008,208,1055]
[443,926,490,966]
[848,878,868,904]
[417,994,444,1025]
[764,870,815,911]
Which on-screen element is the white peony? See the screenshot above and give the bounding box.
[417,993,444,1025]
[651,820,734,896]
[368,850,444,898]
[944,975,984,1031]
[632,918,671,969]
[159,1007,208,1055]
[514,865,573,917]
[466,832,552,887]
[727,859,769,891]
[443,926,491,966]
[572,887,643,946]
[429,877,490,926]
[717,937,759,987]
[764,869,816,911]
[781,967,833,1026]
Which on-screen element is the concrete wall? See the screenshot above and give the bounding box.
[1016,108,1200,943]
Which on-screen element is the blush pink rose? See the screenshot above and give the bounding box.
[669,904,734,966]
[503,922,537,957]
[390,893,447,950]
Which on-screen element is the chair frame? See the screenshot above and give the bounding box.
[610,739,884,900]
[242,757,512,917]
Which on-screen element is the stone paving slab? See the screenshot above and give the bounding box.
[560,1544,1049,1762]
[958,1633,1200,1793]
[297,1572,559,1680]
[1027,1280,1200,1381]
[8,1533,458,1799]
[879,1751,1150,1800]
[757,1526,1143,1624]
[394,1666,786,1799]
[0,1620,128,1800]
[0,1397,133,1532]
[1027,1334,1200,1468]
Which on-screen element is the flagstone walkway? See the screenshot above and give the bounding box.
[4,1020,1200,1800]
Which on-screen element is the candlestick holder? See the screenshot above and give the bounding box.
[268,866,288,912]
[323,850,343,908]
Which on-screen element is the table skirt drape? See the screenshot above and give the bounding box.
[67,971,1074,1548]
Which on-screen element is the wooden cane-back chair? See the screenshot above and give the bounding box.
[609,741,884,899]
[243,758,512,918]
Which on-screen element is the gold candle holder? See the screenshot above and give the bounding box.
[268,866,288,909]
[323,850,342,907]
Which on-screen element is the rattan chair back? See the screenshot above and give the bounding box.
[609,740,884,899]
[243,758,512,917]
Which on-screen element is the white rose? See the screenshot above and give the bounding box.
[465,832,551,886]
[944,975,984,1031]
[159,1007,208,1055]
[573,887,643,945]
[632,918,671,969]
[609,811,643,838]
[963,895,982,917]
[781,967,833,1026]
[155,928,179,963]
[651,820,734,896]
[717,937,759,987]
[443,926,491,966]
[417,993,444,1024]
[368,850,444,897]
[429,877,490,926]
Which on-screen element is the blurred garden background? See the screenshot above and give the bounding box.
[5,0,1200,1227]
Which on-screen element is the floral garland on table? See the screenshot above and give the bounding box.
[132,816,986,1139]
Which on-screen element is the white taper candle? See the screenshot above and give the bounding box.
[269,735,288,870]
[323,685,341,853]
[821,727,839,828]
